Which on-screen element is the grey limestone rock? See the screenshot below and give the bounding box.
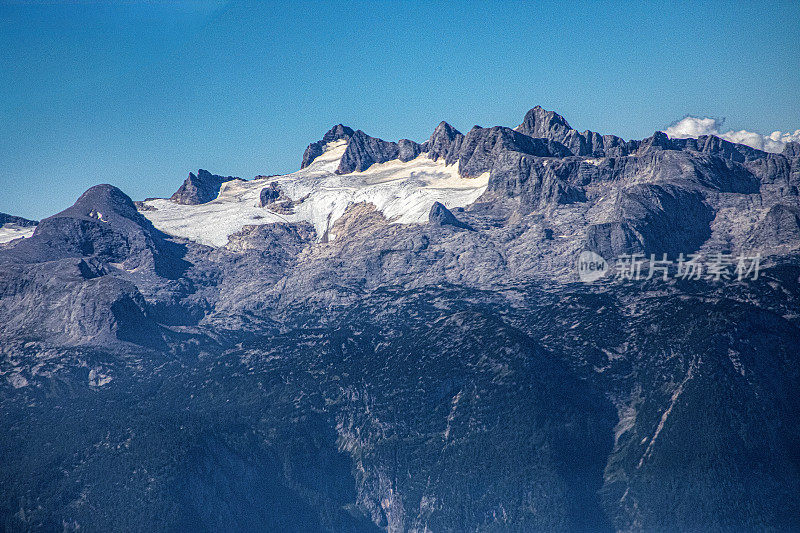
[485,151,587,209]
[425,121,464,165]
[783,141,800,158]
[746,204,800,253]
[397,138,422,162]
[259,182,282,206]
[428,201,473,230]
[516,105,632,157]
[336,130,401,174]
[457,125,573,178]
[585,184,714,259]
[170,169,240,205]
[301,124,355,168]
[671,134,767,162]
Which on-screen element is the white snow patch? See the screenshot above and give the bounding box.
[141,143,489,247]
[0,224,36,244]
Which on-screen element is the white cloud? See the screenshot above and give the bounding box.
[664,117,721,139]
[663,116,800,154]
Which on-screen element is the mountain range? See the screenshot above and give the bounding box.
[1,106,799,531]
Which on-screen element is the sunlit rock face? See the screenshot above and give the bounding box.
[2,107,800,531]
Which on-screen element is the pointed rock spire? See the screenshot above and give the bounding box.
[425,121,464,165]
[516,106,574,139]
[428,202,472,230]
[336,130,401,174]
[170,169,239,205]
[301,124,355,168]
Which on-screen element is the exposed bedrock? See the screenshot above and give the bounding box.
[485,151,587,208]
[301,123,355,168]
[428,201,473,230]
[170,169,241,205]
[585,184,714,259]
[746,204,800,254]
[0,185,191,346]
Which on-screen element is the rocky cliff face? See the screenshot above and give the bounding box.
[1,107,800,531]
[301,124,355,168]
[170,169,241,205]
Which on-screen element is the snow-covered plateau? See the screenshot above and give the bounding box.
[0,223,35,245]
[141,141,489,247]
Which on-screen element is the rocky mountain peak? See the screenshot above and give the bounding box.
[425,121,464,165]
[336,129,403,174]
[428,201,472,230]
[322,123,355,143]
[516,106,574,139]
[68,183,144,221]
[637,130,674,153]
[301,124,356,168]
[431,120,461,140]
[170,169,239,205]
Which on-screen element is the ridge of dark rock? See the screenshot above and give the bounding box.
[424,121,465,165]
[516,105,632,157]
[458,125,573,178]
[170,169,240,205]
[428,201,472,230]
[302,125,425,173]
[782,141,800,158]
[336,130,403,174]
[301,124,355,168]
[668,134,767,162]
[0,212,37,227]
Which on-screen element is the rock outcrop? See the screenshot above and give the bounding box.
[301,124,355,168]
[170,169,240,205]
[516,105,633,157]
[0,212,37,227]
[586,184,714,259]
[11,184,188,277]
[457,126,573,178]
[336,130,402,174]
[485,152,586,208]
[428,202,472,230]
[783,141,800,158]
[259,182,282,206]
[424,121,464,165]
[747,204,800,253]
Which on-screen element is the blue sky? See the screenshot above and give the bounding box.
[1,0,799,220]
